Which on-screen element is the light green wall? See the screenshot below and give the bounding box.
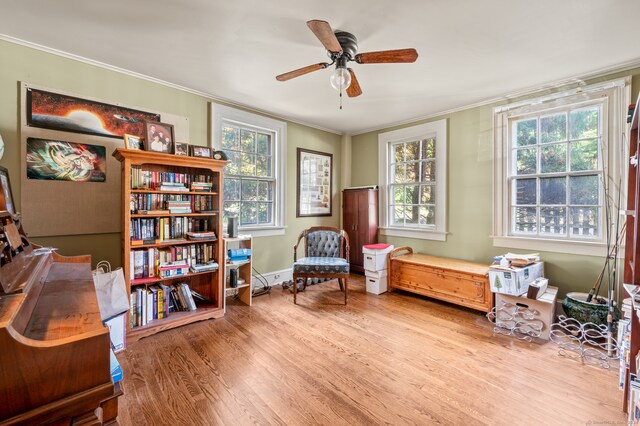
[352,68,640,297]
[0,39,341,272]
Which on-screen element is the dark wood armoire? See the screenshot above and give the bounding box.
[342,187,378,273]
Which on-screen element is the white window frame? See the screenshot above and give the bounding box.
[378,119,448,241]
[212,103,286,237]
[493,78,630,256]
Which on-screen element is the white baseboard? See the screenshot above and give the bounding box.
[252,268,293,288]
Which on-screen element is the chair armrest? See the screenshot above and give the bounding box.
[341,230,350,262]
[293,230,306,262]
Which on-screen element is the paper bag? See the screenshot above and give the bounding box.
[93,266,129,321]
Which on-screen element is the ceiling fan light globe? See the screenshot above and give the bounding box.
[330,67,352,91]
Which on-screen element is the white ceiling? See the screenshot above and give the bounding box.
[2,0,639,134]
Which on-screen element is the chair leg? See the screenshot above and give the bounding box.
[293,276,297,304]
[338,278,344,292]
[344,277,348,305]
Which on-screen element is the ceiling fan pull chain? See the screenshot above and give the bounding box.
[340,88,343,110]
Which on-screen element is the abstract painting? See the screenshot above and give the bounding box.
[26,137,107,182]
[26,88,160,139]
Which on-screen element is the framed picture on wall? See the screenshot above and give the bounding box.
[297,148,332,217]
[0,166,16,214]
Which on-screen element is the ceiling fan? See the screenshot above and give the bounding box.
[276,20,418,99]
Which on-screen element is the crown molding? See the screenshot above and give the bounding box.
[0,34,343,136]
[349,57,640,136]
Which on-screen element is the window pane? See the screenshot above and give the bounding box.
[393,186,404,204]
[571,139,598,171]
[392,206,404,225]
[514,119,537,146]
[224,150,239,175]
[540,207,566,236]
[570,107,599,139]
[241,129,256,152]
[540,143,566,173]
[419,206,435,225]
[405,205,420,225]
[540,177,566,205]
[515,178,536,205]
[241,179,257,201]
[240,152,256,176]
[223,178,240,201]
[570,207,599,237]
[224,202,240,219]
[256,133,271,156]
[222,126,239,150]
[420,185,435,204]
[513,207,537,233]
[257,202,272,224]
[256,155,269,177]
[406,162,419,182]
[516,148,536,175]
[405,185,419,204]
[421,160,436,182]
[421,138,436,159]
[393,163,405,183]
[540,113,567,143]
[257,181,272,201]
[394,144,404,163]
[570,175,599,205]
[406,141,420,160]
[241,202,257,225]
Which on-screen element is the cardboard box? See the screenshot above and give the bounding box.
[363,245,395,271]
[495,286,557,340]
[365,269,388,295]
[489,261,544,296]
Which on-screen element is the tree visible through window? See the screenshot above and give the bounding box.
[221,124,274,227]
[511,103,602,238]
[389,137,437,227]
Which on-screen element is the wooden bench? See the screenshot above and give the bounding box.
[388,247,493,312]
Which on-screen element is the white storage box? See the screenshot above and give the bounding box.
[495,286,558,340]
[363,245,395,271]
[489,261,544,296]
[104,312,126,352]
[365,269,388,295]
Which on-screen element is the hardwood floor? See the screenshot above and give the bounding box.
[116,274,625,425]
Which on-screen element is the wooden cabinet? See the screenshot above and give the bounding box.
[223,236,252,311]
[113,149,226,342]
[389,248,493,313]
[342,187,378,273]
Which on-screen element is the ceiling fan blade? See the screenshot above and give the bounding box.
[355,48,418,64]
[276,63,329,81]
[346,69,362,97]
[306,20,342,53]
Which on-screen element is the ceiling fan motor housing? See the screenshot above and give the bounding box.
[334,31,358,60]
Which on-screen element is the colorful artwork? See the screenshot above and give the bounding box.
[26,88,160,139]
[26,138,106,182]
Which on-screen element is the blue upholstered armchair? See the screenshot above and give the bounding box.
[292,226,350,305]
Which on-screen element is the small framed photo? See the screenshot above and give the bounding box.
[123,134,143,150]
[174,142,189,156]
[143,120,174,154]
[191,146,212,158]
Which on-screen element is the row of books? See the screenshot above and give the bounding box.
[130,244,217,280]
[130,283,207,328]
[130,217,212,243]
[130,193,215,214]
[130,167,213,190]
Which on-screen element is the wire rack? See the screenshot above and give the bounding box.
[486,300,543,342]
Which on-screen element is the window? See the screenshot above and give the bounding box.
[212,104,286,237]
[378,119,447,240]
[493,78,630,255]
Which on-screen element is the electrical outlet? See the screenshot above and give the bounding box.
[274,274,280,279]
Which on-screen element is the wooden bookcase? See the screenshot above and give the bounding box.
[113,148,227,342]
[223,235,253,311]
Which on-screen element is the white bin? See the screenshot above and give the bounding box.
[363,245,395,271]
[365,269,388,295]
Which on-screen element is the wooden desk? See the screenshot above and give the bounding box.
[388,247,493,312]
